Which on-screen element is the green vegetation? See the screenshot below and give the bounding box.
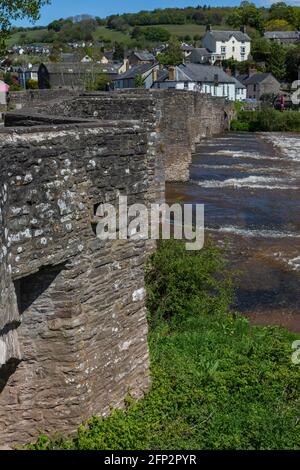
[231,107,300,132]
[0,0,50,51]
[157,38,184,66]
[28,240,300,451]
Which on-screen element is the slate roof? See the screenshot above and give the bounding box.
[243,73,278,85]
[189,48,212,63]
[264,31,300,40]
[40,63,103,74]
[133,51,156,61]
[115,63,157,80]
[207,30,251,42]
[176,63,236,84]
[104,51,114,61]
[236,74,249,84]
[231,76,246,89]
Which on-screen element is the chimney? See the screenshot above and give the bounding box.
[169,66,176,81]
[240,25,246,34]
[124,58,130,71]
[206,24,212,32]
[152,68,158,83]
[225,67,232,77]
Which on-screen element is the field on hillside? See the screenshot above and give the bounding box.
[7,23,230,47]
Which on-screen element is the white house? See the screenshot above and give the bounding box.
[202,26,251,63]
[231,76,247,101]
[152,63,238,101]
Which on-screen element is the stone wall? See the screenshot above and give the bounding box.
[37,89,232,182]
[8,89,79,111]
[0,121,152,446]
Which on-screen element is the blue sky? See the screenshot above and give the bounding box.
[14,0,296,27]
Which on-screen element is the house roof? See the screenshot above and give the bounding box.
[244,73,278,85]
[231,76,246,89]
[115,63,157,80]
[132,51,156,62]
[236,73,248,84]
[264,31,300,40]
[207,30,251,42]
[104,51,114,61]
[181,44,195,52]
[60,53,77,62]
[40,63,103,74]
[189,48,211,62]
[176,63,236,84]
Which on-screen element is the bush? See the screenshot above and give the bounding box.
[28,240,300,451]
[231,108,300,132]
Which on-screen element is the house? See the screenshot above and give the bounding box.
[128,51,156,66]
[202,26,251,63]
[113,63,159,89]
[38,62,104,89]
[81,55,93,63]
[238,72,281,101]
[0,80,9,106]
[181,44,195,58]
[18,65,39,88]
[101,51,114,64]
[189,48,212,64]
[152,63,238,101]
[264,31,300,45]
[231,76,247,101]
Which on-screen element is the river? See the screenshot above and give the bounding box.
[167,132,300,332]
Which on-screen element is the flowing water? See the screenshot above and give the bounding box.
[167,132,300,332]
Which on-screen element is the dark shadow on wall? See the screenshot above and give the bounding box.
[0,360,20,393]
[14,263,66,315]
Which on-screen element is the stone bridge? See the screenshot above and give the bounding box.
[0,90,232,447]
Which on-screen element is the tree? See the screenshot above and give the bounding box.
[267,42,286,81]
[0,0,50,50]
[285,46,300,83]
[143,26,171,43]
[251,37,271,62]
[113,43,125,61]
[264,19,293,31]
[134,74,145,88]
[157,38,184,66]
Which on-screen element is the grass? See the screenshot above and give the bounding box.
[28,240,300,451]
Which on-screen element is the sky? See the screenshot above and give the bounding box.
[13,0,298,27]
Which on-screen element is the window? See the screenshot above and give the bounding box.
[241,46,246,53]
[232,46,235,52]
[221,46,226,54]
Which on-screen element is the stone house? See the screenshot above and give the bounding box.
[202,26,251,63]
[239,72,281,101]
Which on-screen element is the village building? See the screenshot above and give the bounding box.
[37,62,104,89]
[237,72,281,101]
[113,63,159,89]
[202,26,251,63]
[264,31,300,45]
[152,63,241,101]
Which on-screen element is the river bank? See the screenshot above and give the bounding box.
[167,132,300,332]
